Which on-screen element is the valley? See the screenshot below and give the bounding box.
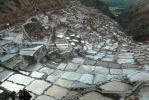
[0,0,149,100]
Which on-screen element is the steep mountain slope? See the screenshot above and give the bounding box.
[0,0,113,30]
[0,0,70,28]
[118,0,149,41]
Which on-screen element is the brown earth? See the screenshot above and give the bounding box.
[0,0,70,30]
[24,22,44,40]
[118,0,149,42]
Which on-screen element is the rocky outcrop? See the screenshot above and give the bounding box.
[118,0,149,42]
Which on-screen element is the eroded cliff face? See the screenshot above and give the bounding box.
[0,0,70,29]
[118,0,149,42]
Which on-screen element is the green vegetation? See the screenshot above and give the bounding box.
[79,0,136,16]
[103,0,136,16]
[79,0,112,17]
[109,7,124,16]
[104,0,135,8]
[80,0,102,9]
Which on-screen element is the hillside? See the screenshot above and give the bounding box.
[118,0,149,41]
[79,0,112,17]
[0,0,113,30]
[0,0,70,29]
[102,0,135,16]
[1,1,149,100]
